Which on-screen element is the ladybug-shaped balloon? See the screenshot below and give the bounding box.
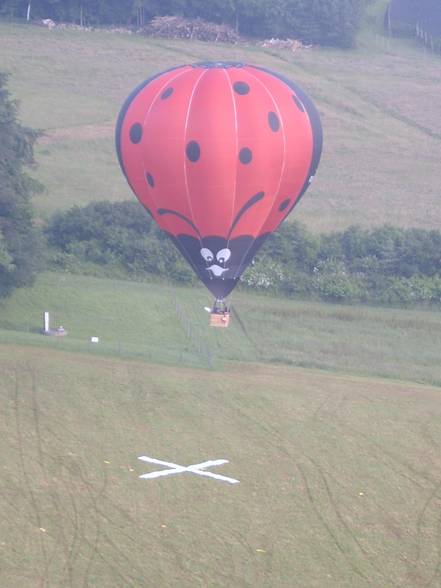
[116,62,322,300]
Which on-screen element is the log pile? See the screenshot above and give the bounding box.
[37,15,239,43]
[142,16,239,43]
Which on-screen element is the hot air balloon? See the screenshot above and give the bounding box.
[116,62,322,326]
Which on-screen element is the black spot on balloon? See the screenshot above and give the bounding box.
[186,141,200,162]
[129,123,143,144]
[268,111,280,132]
[279,198,291,211]
[239,147,252,164]
[233,81,250,95]
[146,173,155,187]
[292,95,305,112]
[161,87,173,99]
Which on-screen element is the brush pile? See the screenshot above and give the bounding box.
[142,16,239,43]
[261,38,312,51]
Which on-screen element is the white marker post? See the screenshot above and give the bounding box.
[44,312,50,333]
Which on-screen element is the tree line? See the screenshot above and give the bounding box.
[387,0,441,53]
[0,0,369,47]
[0,73,44,297]
[46,201,441,307]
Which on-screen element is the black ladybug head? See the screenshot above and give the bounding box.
[159,191,267,298]
[171,234,267,297]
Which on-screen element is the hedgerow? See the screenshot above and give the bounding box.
[46,200,441,306]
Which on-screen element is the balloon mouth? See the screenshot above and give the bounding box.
[193,61,245,69]
[206,265,229,277]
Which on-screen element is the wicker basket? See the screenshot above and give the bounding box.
[209,312,230,327]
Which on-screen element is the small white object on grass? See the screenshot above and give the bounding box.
[44,311,50,333]
[90,336,99,343]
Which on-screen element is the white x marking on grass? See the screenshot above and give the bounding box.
[138,456,240,485]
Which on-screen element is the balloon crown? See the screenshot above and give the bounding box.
[193,61,245,69]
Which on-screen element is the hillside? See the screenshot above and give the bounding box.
[2,344,441,587]
[0,21,441,231]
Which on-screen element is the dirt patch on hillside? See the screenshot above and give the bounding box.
[39,122,114,145]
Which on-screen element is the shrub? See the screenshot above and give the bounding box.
[313,259,363,301]
[241,257,285,290]
[46,202,441,307]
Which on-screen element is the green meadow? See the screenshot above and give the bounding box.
[1,19,441,230]
[1,272,441,387]
[2,344,441,587]
[1,11,441,587]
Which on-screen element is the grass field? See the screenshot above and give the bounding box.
[2,344,441,587]
[1,20,441,230]
[1,272,441,387]
[2,11,441,587]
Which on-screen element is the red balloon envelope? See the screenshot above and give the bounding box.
[116,62,322,300]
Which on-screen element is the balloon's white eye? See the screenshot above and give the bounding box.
[200,248,214,262]
[216,248,231,263]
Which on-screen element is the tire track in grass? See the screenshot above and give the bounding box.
[297,463,369,582]
[32,361,168,584]
[44,417,151,547]
[55,449,114,586]
[51,458,128,587]
[420,417,441,454]
[173,380,279,586]
[70,532,138,588]
[335,418,436,488]
[300,457,400,585]
[312,390,336,422]
[415,415,441,587]
[424,510,441,588]
[342,84,441,142]
[13,367,49,588]
[60,474,82,588]
[48,454,107,587]
[415,482,441,565]
[228,529,261,587]
[230,401,389,585]
[24,381,109,586]
[295,459,400,586]
[53,455,97,588]
[27,364,103,587]
[297,398,393,584]
[75,465,149,586]
[282,54,441,142]
[307,456,370,557]
[151,484,188,586]
[314,393,441,585]
[77,466,106,588]
[28,366,78,588]
[313,392,431,490]
[238,379,407,584]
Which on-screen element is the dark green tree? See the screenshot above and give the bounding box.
[265,0,367,47]
[0,73,45,297]
[0,0,368,46]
